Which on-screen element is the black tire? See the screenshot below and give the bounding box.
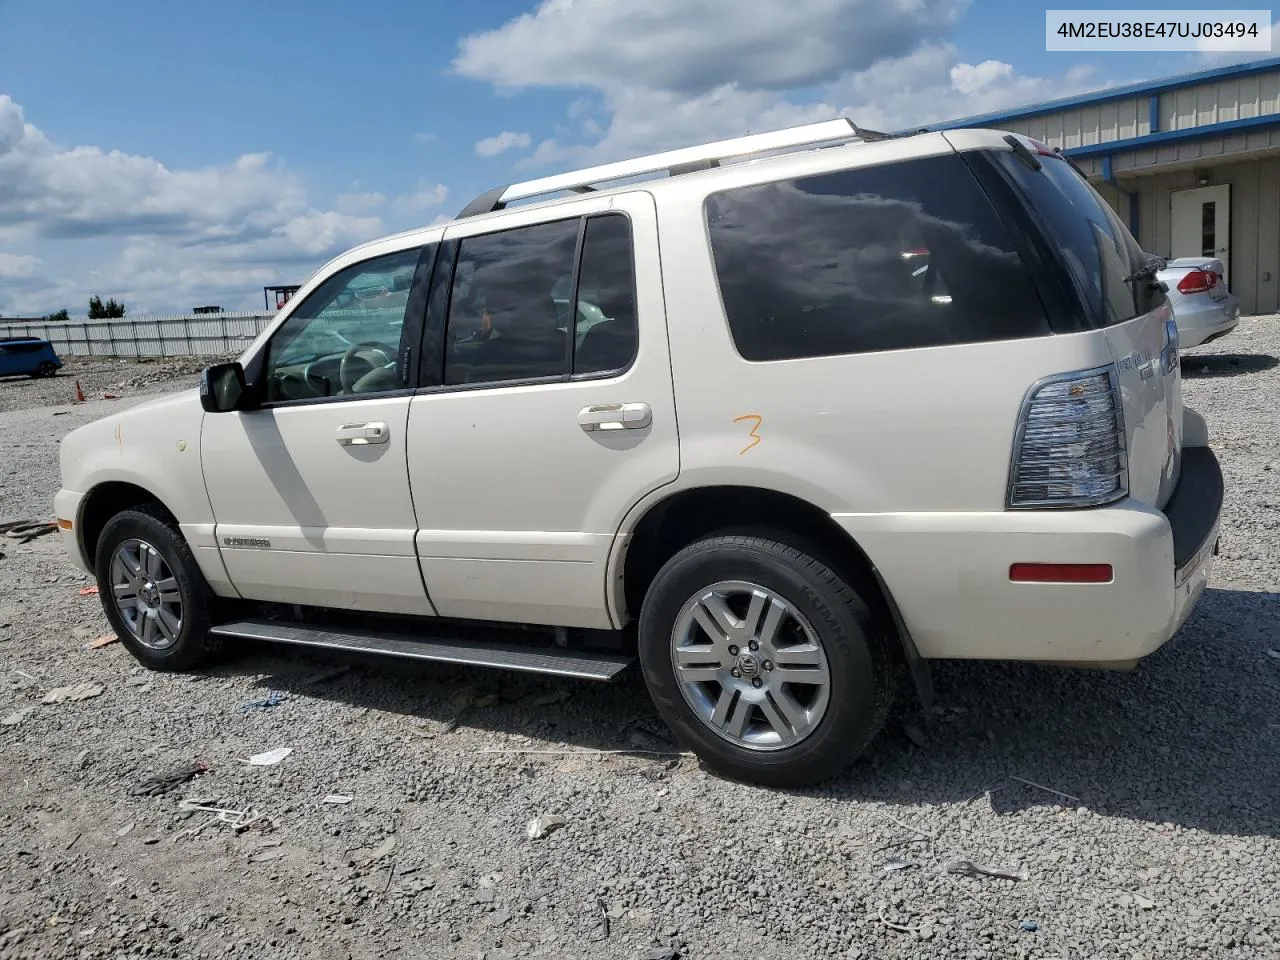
[36,361,58,378]
[94,503,222,671]
[638,533,895,787]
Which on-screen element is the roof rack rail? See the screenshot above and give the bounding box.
[456,118,870,219]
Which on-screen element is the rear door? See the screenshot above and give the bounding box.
[980,146,1181,507]
[406,192,678,629]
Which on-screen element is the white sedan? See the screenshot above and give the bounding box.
[1156,256,1241,347]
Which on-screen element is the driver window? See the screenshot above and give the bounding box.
[264,247,421,403]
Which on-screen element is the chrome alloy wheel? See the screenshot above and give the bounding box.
[670,580,831,751]
[110,538,182,650]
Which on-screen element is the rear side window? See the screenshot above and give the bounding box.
[989,151,1165,326]
[445,220,579,386]
[704,153,1050,362]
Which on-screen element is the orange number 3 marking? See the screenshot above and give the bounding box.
[733,413,762,455]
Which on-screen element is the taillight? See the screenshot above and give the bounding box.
[1176,269,1218,294]
[1007,366,1127,509]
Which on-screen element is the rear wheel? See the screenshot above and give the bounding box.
[638,533,895,787]
[34,361,58,378]
[94,504,222,670]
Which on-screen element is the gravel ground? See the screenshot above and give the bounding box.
[0,355,229,414]
[1,324,1278,960]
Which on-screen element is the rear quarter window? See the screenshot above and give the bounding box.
[704,152,1051,362]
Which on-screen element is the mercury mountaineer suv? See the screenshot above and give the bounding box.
[55,120,1224,787]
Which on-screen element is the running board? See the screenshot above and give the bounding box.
[210,619,634,682]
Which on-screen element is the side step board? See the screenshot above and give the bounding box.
[210,619,634,682]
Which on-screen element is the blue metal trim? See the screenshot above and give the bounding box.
[1062,112,1280,158]
[1100,155,1113,181]
[910,56,1280,132]
[1149,94,1160,134]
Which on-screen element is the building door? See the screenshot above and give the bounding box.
[1171,184,1231,283]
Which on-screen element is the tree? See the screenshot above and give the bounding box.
[87,296,125,319]
[45,309,70,322]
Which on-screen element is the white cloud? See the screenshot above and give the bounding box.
[394,180,450,214]
[455,0,969,93]
[0,94,388,316]
[412,131,438,145]
[1196,23,1280,63]
[0,252,41,278]
[335,191,386,214]
[829,44,1100,131]
[475,130,532,157]
[453,1,1099,172]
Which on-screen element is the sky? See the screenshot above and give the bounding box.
[0,0,1275,319]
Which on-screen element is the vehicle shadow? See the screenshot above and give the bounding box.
[1180,353,1278,378]
[200,586,1280,839]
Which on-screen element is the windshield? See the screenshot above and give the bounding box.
[989,150,1166,327]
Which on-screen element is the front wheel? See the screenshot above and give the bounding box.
[94,504,222,670]
[638,534,895,787]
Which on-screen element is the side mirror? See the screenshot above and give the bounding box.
[199,362,249,413]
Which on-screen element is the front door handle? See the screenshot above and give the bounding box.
[336,421,389,445]
[578,402,652,432]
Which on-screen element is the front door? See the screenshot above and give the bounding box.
[406,193,679,629]
[1171,184,1231,282]
[201,245,436,615]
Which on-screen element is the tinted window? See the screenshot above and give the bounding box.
[265,248,421,402]
[705,153,1050,362]
[573,214,638,375]
[445,219,579,385]
[991,152,1164,326]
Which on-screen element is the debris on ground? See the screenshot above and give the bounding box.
[944,859,1028,882]
[129,762,209,797]
[903,722,930,747]
[526,814,567,840]
[322,794,353,804]
[1010,775,1082,803]
[1020,920,1039,932]
[1116,892,1157,910]
[352,835,396,863]
[42,681,105,704]
[299,665,351,686]
[87,634,118,650]
[243,747,292,766]
[525,688,571,707]
[1,706,36,726]
[642,948,680,960]
[78,585,99,596]
[177,800,263,831]
[1266,649,1280,660]
[238,690,287,714]
[882,857,920,872]
[1,519,59,542]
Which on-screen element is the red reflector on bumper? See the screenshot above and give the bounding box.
[1009,563,1113,583]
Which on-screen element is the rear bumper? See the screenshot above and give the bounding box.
[1174,295,1240,347]
[834,447,1224,665]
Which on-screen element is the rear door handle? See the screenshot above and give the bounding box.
[578,402,652,432]
[336,421,389,445]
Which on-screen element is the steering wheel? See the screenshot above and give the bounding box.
[339,341,394,393]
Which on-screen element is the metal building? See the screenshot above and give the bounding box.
[920,57,1280,315]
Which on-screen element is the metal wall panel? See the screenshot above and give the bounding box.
[0,312,273,358]
[1116,156,1280,315]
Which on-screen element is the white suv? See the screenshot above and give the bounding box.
[55,120,1224,787]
